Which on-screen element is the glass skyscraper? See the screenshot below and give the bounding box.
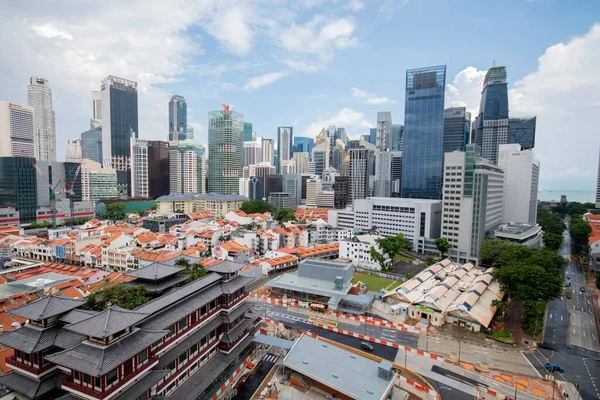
[293,137,314,153]
[81,121,103,164]
[401,65,446,200]
[207,105,244,195]
[508,116,536,150]
[169,95,187,142]
[443,107,470,153]
[277,126,293,173]
[0,157,37,224]
[243,122,253,142]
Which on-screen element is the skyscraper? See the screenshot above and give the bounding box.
[349,145,375,203]
[369,128,377,146]
[169,95,187,142]
[374,150,393,197]
[508,117,536,150]
[243,122,253,142]
[335,127,347,144]
[92,91,102,122]
[277,126,293,173]
[170,140,205,194]
[130,138,149,197]
[293,137,315,153]
[0,101,35,158]
[312,138,330,178]
[401,65,446,199]
[443,107,470,154]
[207,105,243,194]
[473,66,509,164]
[262,138,274,166]
[376,112,392,151]
[81,121,103,164]
[27,77,56,161]
[391,124,404,151]
[147,140,170,199]
[243,139,262,167]
[65,139,82,162]
[100,76,138,197]
[186,124,194,140]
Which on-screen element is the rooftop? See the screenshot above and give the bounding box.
[9,294,85,321]
[205,259,246,274]
[267,271,352,298]
[197,193,248,201]
[283,335,396,400]
[156,192,196,202]
[65,307,149,339]
[125,262,184,281]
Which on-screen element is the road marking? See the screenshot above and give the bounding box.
[521,352,542,378]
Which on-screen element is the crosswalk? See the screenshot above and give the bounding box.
[263,354,279,363]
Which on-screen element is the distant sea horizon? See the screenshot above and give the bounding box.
[538,189,596,203]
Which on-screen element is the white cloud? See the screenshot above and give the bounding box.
[445,66,486,116]
[348,0,364,12]
[31,23,73,40]
[303,108,373,138]
[352,87,396,104]
[379,0,411,20]
[280,58,325,72]
[243,72,288,91]
[200,4,255,56]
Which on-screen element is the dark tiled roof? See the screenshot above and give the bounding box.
[220,275,254,294]
[221,302,253,323]
[220,318,254,344]
[0,325,59,353]
[124,274,189,294]
[125,263,183,281]
[53,328,87,350]
[9,295,85,321]
[113,370,168,400]
[0,370,65,399]
[46,328,167,377]
[65,307,149,339]
[206,259,246,274]
[60,309,99,324]
[56,394,86,400]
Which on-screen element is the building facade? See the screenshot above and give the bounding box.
[261,138,274,166]
[148,140,170,199]
[0,157,37,224]
[243,122,253,142]
[293,137,314,154]
[170,140,205,195]
[207,106,243,195]
[443,107,470,154]
[277,126,293,173]
[100,76,139,197]
[391,124,403,151]
[333,176,349,209]
[81,122,103,164]
[243,140,262,167]
[169,95,187,142]
[131,138,149,198]
[92,90,102,122]
[508,117,536,150]
[0,101,36,158]
[66,139,83,162]
[81,159,118,201]
[402,66,446,199]
[349,147,374,204]
[374,150,393,197]
[27,76,56,162]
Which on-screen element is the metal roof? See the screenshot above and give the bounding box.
[46,328,167,377]
[65,307,149,339]
[267,272,351,298]
[221,318,254,344]
[283,335,396,400]
[155,193,196,201]
[253,334,294,349]
[124,274,189,294]
[0,325,59,353]
[197,193,248,201]
[220,275,255,294]
[9,294,85,321]
[125,263,184,280]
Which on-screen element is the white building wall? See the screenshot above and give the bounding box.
[131,138,149,197]
[0,101,36,158]
[28,77,56,162]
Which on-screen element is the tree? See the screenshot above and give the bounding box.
[426,256,436,266]
[375,233,408,262]
[479,240,513,266]
[543,231,563,251]
[493,264,563,309]
[537,209,565,235]
[174,257,207,283]
[106,203,126,222]
[370,246,388,271]
[491,299,507,320]
[84,284,149,311]
[435,237,450,258]
[239,200,276,214]
[174,257,191,268]
[274,208,297,224]
[569,217,592,245]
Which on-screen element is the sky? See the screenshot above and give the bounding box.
[0,0,599,191]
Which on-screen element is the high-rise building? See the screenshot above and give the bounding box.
[508,117,536,150]
[170,140,205,194]
[147,140,170,199]
[243,140,262,167]
[100,76,138,197]
[334,176,349,209]
[443,107,470,154]
[130,138,149,197]
[327,126,337,161]
[391,124,404,151]
[65,139,82,162]
[293,137,315,154]
[473,66,509,164]
[80,159,118,201]
[335,127,347,144]
[441,145,504,264]
[284,173,302,207]
[243,122,253,142]
[311,139,330,178]
[306,178,323,207]
[402,65,446,199]
[349,147,374,203]
[391,151,403,195]
[376,112,392,151]
[207,105,243,195]
[597,147,600,209]
[374,150,393,197]
[92,90,102,122]
[262,138,274,166]
[186,124,194,140]
[265,174,283,200]
[277,126,293,173]
[169,95,187,142]
[0,102,35,158]
[81,121,103,164]
[27,76,56,162]
[293,152,310,174]
[498,144,540,224]
[331,142,344,172]
[280,159,296,176]
[0,157,37,224]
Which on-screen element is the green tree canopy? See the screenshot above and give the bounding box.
[239,200,276,214]
[106,203,126,221]
[537,209,565,235]
[425,256,436,266]
[493,264,563,309]
[542,231,563,251]
[370,246,388,271]
[435,237,450,257]
[479,240,513,265]
[569,217,592,245]
[376,233,408,262]
[274,208,297,224]
[84,284,149,311]
[551,202,595,217]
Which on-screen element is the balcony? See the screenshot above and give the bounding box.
[62,356,158,399]
[7,356,55,376]
[157,307,221,352]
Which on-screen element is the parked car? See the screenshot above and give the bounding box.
[360,341,374,352]
[545,363,564,373]
[566,273,571,279]
[565,281,571,287]
[580,287,586,293]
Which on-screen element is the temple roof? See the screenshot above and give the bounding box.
[206,259,246,274]
[0,325,60,353]
[125,263,184,281]
[64,307,149,339]
[0,370,65,399]
[9,295,85,321]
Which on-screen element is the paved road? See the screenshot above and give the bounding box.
[233,354,278,400]
[565,257,599,351]
[427,378,473,400]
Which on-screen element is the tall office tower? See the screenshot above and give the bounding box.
[327,125,337,160]
[186,124,194,140]
[597,147,600,209]
[391,151,402,195]
[147,140,170,198]
[376,112,392,151]
[331,141,345,172]
[391,124,404,151]
[334,176,349,209]
[243,122,253,142]
[335,127,347,144]
[243,140,263,167]
[441,144,504,264]
[401,65,446,199]
[498,144,540,224]
[277,126,293,172]
[374,150,393,197]
[201,151,207,194]
[293,152,310,174]
[0,157,38,223]
[81,120,103,164]
[207,105,243,195]
[341,154,350,177]
[65,139,82,162]
[508,117,536,150]
[170,140,205,194]
[349,147,374,203]
[130,138,149,197]
[443,107,470,153]
[92,90,102,122]
[27,77,56,161]
[473,66,509,164]
[361,134,370,143]
[100,76,138,197]
[265,174,283,200]
[312,138,330,178]
[285,173,303,207]
[169,95,187,142]
[293,136,315,153]
[262,138,275,166]
[0,101,35,157]
[369,128,377,146]
[306,178,323,207]
[280,159,296,176]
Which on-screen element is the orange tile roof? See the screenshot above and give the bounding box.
[102,232,123,247]
[262,255,299,266]
[136,231,158,243]
[234,210,248,217]
[199,257,222,267]
[275,248,298,255]
[132,249,183,262]
[0,293,39,332]
[297,243,340,258]
[53,279,84,290]
[60,286,85,299]
[219,240,249,253]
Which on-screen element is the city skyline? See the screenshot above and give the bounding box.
[0,1,599,191]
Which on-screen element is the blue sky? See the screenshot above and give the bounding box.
[1,0,599,192]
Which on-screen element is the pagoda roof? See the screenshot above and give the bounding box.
[0,370,65,399]
[125,263,184,281]
[0,325,60,353]
[64,307,149,339]
[9,294,85,321]
[206,259,246,274]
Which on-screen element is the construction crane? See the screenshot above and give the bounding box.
[21,152,63,229]
[64,156,84,229]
